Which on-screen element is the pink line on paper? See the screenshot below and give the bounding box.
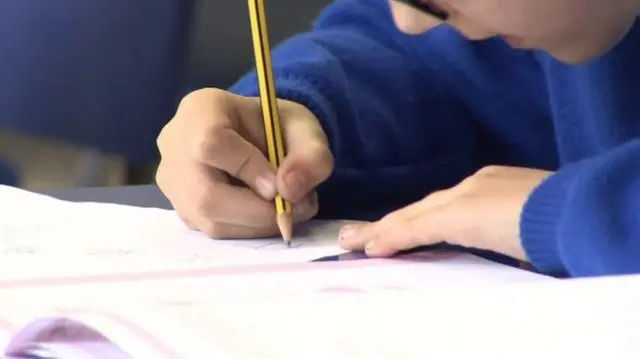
[0,251,461,290]
[0,258,396,288]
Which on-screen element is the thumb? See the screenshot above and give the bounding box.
[276,107,334,202]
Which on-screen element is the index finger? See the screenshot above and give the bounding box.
[365,202,455,257]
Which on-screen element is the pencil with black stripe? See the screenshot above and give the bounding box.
[248,0,293,246]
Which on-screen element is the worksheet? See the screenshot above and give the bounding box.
[0,185,550,296]
[0,185,349,280]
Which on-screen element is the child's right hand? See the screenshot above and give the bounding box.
[156,88,334,239]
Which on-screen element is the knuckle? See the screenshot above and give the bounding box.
[189,127,226,162]
[423,189,447,202]
[203,87,231,101]
[458,176,481,193]
[154,162,170,189]
[475,165,504,176]
[316,145,335,176]
[460,166,502,192]
[379,212,395,223]
[156,121,176,155]
[183,88,228,106]
[190,134,213,161]
[379,211,401,227]
[156,127,167,152]
[301,143,334,182]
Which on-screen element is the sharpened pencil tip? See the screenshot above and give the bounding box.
[277,212,293,246]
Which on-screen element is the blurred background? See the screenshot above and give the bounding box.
[0,0,330,190]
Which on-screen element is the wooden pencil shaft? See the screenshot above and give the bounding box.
[248,0,292,215]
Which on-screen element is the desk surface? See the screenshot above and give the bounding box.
[42,185,172,209]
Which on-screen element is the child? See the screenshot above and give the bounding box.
[155,0,640,278]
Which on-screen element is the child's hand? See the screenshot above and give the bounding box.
[339,166,552,261]
[156,88,334,239]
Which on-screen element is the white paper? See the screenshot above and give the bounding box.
[0,250,551,308]
[5,273,638,359]
[199,275,640,359]
[0,185,348,281]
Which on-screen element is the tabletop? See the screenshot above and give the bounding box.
[41,185,172,209]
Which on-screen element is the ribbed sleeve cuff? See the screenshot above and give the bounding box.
[520,168,576,276]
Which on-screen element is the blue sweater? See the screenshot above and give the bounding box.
[229,0,640,278]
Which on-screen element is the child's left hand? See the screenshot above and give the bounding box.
[339,166,553,261]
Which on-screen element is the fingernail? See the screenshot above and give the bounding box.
[256,174,277,199]
[339,225,355,241]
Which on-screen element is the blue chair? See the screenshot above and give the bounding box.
[0,0,194,184]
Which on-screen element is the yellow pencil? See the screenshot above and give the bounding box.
[248,0,293,246]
